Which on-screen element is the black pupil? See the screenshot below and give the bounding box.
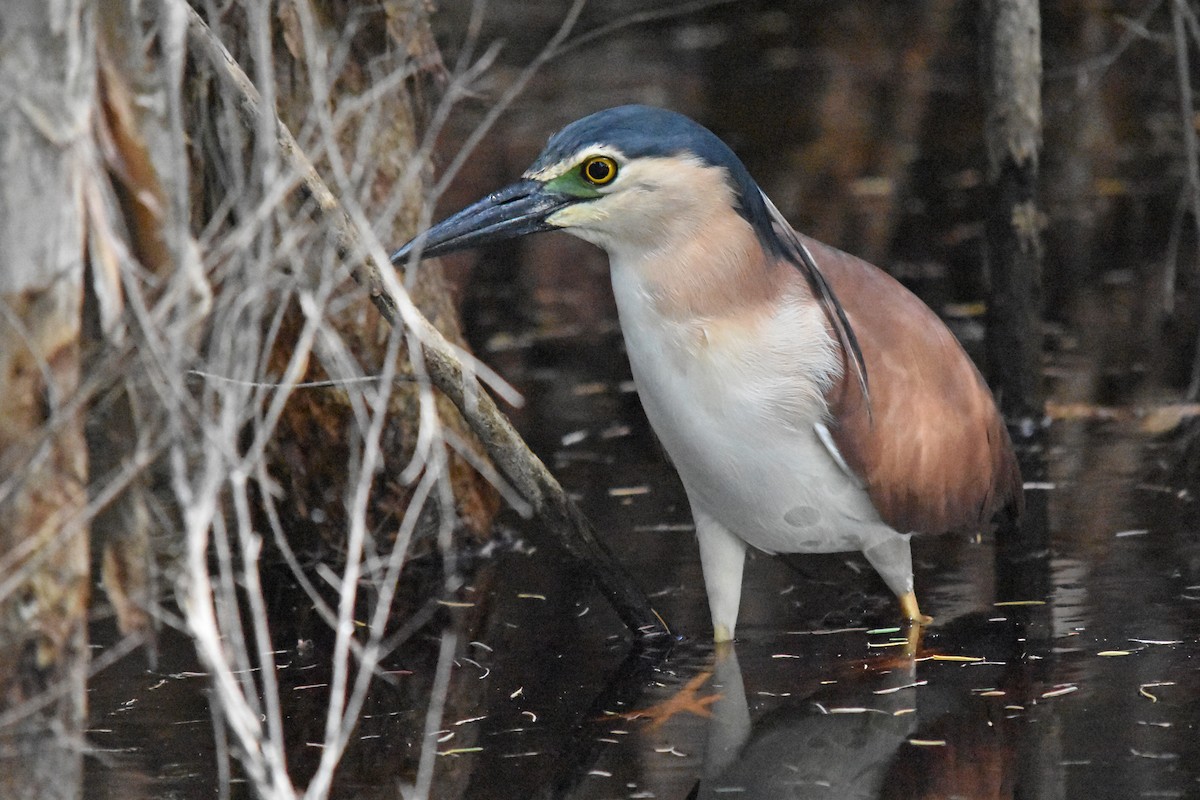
[587,160,611,182]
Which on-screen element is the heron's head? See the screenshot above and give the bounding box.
[391,105,775,264]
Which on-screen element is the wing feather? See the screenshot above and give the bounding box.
[762,192,871,415]
[795,234,1023,535]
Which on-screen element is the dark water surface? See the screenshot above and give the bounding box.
[84,304,1200,798]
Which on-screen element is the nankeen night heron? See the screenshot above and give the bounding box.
[392,105,1023,642]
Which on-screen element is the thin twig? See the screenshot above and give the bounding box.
[427,0,587,203]
[414,629,458,800]
[1044,0,1166,83]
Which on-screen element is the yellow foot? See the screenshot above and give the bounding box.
[899,591,934,626]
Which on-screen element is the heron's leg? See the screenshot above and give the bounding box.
[862,529,932,625]
[694,508,746,642]
[898,592,932,625]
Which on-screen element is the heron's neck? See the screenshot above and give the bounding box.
[607,211,781,321]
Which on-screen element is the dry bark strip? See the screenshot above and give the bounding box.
[0,1,93,796]
[180,4,666,639]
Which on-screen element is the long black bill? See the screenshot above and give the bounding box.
[390,179,571,265]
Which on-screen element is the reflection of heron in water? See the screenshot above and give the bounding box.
[692,642,918,800]
[687,613,1057,800]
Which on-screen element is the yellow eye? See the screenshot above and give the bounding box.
[581,155,618,186]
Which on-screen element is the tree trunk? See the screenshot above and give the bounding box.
[982,0,1044,424]
[0,2,94,798]
[276,0,501,552]
[983,2,1052,716]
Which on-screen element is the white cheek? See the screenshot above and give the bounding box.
[547,203,603,228]
[601,190,674,237]
[547,204,614,248]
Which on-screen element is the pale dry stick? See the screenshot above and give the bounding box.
[1163,188,1188,316]
[247,0,282,193]
[253,457,341,624]
[414,629,459,800]
[230,470,288,772]
[176,446,296,800]
[1044,1,1164,88]
[245,311,515,678]
[303,295,410,800]
[299,269,458,795]
[1171,0,1200,50]
[168,235,331,800]
[372,42,504,239]
[177,277,327,796]
[211,699,233,800]
[202,384,277,762]
[179,5,519,405]
[251,438,430,691]
[309,460,446,800]
[179,0,666,638]
[212,292,330,786]
[172,9,672,791]
[289,0,357,208]
[210,512,260,712]
[287,0,461,505]
[204,283,318,722]
[90,5,299,793]
[202,300,270,712]
[231,286,339,477]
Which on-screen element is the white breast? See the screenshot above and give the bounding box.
[609,259,886,555]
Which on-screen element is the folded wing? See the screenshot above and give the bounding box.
[798,235,1023,535]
